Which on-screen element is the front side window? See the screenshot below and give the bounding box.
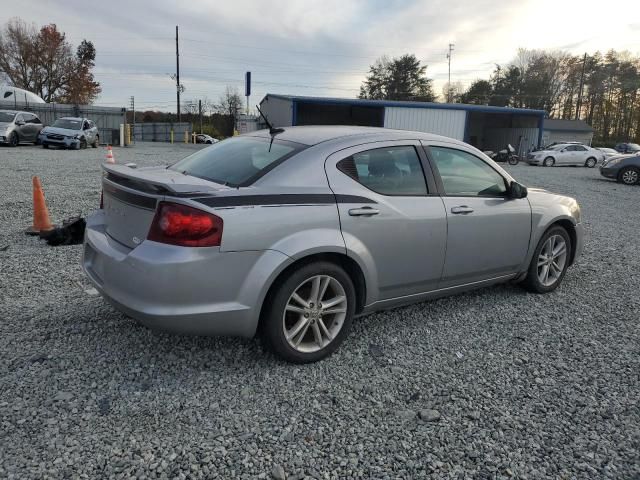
[337,146,428,195]
[170,136,306,187]
[430,146,507,197]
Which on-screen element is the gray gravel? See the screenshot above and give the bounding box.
[1,144,639,479]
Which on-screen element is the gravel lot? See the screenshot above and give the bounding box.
[1,143,639,479]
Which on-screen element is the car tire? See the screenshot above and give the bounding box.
[585,157,597,168]
[543,157,555,167]
[8,132,18,147]
[521,226,572,294]
[92,136,99,148]
[262,261,356,363]
[618,167,640,185]
[79,138,87,149]
[42,143,49,149]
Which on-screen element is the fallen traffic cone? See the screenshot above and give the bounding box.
[105,145,115,164]
[26,176,54,236]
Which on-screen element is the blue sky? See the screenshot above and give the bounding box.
[2,0,638,111]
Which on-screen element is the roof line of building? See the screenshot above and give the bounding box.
[261,93,547,117]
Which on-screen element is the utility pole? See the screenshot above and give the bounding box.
[176,25,181,123]
[130,96,135,144]
[447,43,455,103]
[198,99,203,134]
[575,52,587,120]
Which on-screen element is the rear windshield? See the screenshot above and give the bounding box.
[52,119,82,130]
[627,143,640,151]
[0,112,15,122]
[170,136,306,187]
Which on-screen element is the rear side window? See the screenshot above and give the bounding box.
[170,136,306,187]
[337,146,428,195]
[430,147,507,197]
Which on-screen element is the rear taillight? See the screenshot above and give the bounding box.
[147,202,223,247]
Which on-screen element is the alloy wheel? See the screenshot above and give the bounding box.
[621,168,639,185]
[283,275,348,353]
[585,158,597,168]
[537,235,568,287]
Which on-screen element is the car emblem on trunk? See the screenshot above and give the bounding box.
[132,237,141,244]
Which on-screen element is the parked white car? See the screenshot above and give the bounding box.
[527,143,604,167]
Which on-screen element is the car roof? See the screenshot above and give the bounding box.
[0,110,33,115]
[57,117,85,121]
[244,125,458,146]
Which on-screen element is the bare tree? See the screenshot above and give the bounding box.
[217,86,244,118]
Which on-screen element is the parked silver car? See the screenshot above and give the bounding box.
[527,143,604,167]
[0,110,44,146]
[83,126,584,363]
[39,117,99,149]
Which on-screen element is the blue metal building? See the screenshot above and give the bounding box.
[259,94,546,154]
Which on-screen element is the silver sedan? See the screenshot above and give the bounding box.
[83,126,584,363]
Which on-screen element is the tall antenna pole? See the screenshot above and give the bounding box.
[575,52,587,120]
[447,43,455,103]
[176,25,181,123]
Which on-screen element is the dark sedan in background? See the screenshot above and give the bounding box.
[600,153,640,185]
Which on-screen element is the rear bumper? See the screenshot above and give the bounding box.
[82,210,289,337]
[599,166,618,179]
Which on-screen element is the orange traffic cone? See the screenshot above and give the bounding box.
[26,176,54,235]
[105,145,115,164]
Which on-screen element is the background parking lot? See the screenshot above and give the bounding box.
[1,144,639,479]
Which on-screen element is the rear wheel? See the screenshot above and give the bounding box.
[92,135,99,148]
[262,261,355,363]
[618,167,639,185]
[8,132,18,147]
[585,157,597,168]
[521,226,572,293]
[543,157,555,167]
[42,143,49,149]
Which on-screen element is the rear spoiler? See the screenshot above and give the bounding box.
[102,163,229,195]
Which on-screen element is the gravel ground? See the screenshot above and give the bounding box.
[1,144,639,479]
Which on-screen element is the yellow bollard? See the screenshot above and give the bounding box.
[184,131,188,144]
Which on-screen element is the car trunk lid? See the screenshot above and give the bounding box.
[102,164,231,248]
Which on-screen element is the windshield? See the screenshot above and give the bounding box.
[0,112,16,122]
[52,119,83,130]
[548,145,566,151]
[170,136,306,187]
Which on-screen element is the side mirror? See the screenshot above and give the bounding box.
[509,181,528,199]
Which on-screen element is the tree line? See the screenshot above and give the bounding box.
[0,18,101,104]
[360,49,640,144]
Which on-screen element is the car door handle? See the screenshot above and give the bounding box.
[451,206,474,214]
[348,207,380,216]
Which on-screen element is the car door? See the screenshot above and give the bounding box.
[573,145,590,164]
[562,145,579,165]
[424,143,532,288]
[14,114,26,140]
[22,113,38,141]
[325,141,447,301]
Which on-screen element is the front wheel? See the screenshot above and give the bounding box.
[543,157,555,167]
[262,262,356,363]
[521,226,572,293]
[92,135,99,148]
[8,132,18,147]
[79,138,87,149]
[585,157,597,168]
[508,156,519,166]
[618,167,639,185]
